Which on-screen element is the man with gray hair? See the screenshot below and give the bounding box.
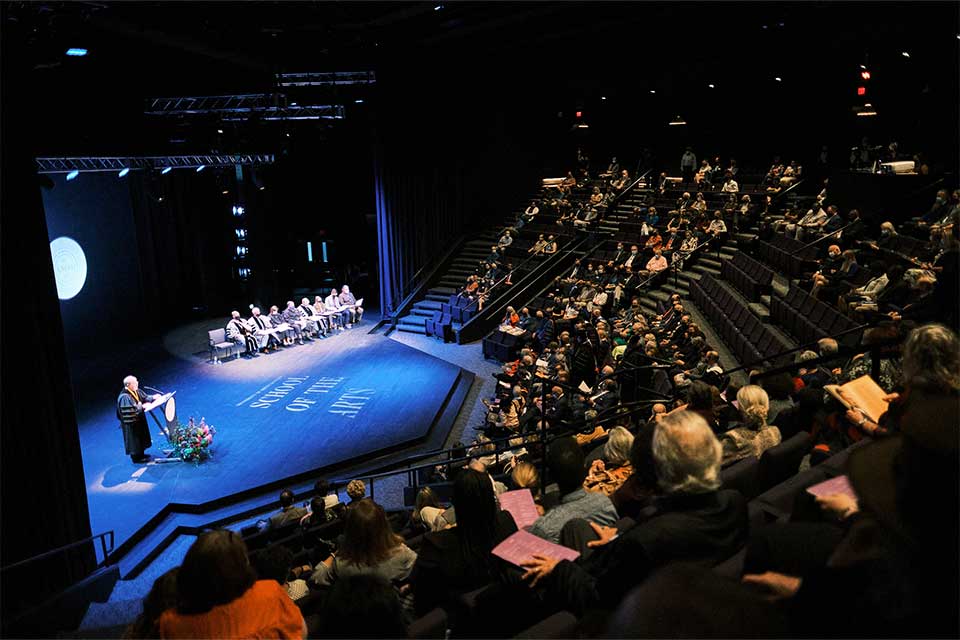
[520,411,747,615]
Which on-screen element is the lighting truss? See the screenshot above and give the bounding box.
[276,71,376,87]
[35,154,275,174]
[144,94,344,120]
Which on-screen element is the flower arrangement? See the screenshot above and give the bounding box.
[172,416,216,464]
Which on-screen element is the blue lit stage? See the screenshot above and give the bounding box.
[74,327,471,552]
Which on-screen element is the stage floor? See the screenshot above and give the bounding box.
[74,325,467,548]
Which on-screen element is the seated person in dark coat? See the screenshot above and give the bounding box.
[519,411,748,616]
[410,468,517,617]
[269,488,308,529]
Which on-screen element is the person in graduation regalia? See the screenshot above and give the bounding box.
[116,375,158,463]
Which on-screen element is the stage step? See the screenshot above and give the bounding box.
[430,287,457,295]
[413,300,443,312]
[425,293,449,303]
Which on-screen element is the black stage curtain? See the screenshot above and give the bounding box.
[375,142,465,318]
[1,35,96,622]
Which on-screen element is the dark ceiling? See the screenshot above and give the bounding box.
[3,1,958,160]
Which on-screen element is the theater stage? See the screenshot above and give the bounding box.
[74,325,472,554]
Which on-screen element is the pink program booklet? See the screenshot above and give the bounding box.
[806,475,858,500]
[492,530,580,568]
[498,489,540,529]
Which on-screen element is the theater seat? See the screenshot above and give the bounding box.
[408,608,448,639]
[755,432,813,495]
[720,456,760,500]
[514,611,578,639]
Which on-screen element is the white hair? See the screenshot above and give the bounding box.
[603,426,635,466]
[123,375,137,387]
[251,307,261,314]
[652,411,722,495]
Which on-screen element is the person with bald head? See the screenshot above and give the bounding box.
[226,310,258,356]
[117,375,161,463]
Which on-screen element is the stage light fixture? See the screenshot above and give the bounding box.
[857,86,866,96]
[668,115,687,126]
[434,4,443,10]
[649,90,656,94]
[708,84,715,88]
[222,189,229,195]
[601,96,606,100]
[855,103,878,117]
[66,48,88,56]
[158,197,164,202]
[161,167,172,174]
[860,70,871,80]
[774,76,782,82]
[66,170,79,181]
[217,128,224,134]
[196,165,206,172]
[901,51,910,58]
[355,99,364,104]
[118,168,130,178]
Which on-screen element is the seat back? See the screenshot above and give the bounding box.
[408,608,448,639]
[756,432,812,494]
[720,456,760,500]
[208,328,226,345]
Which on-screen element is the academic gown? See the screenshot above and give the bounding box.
[116,388,156,456]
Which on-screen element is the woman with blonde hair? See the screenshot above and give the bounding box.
[719,385,781,466]
[584,426,636,496]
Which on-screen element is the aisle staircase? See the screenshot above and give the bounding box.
[395,232,497,334]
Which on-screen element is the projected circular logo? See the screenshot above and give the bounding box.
[49,236,88,300]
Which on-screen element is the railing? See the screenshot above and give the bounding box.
[724,322,871,377]
[383,234,467,324]
[0,531,115,573]
[328,395,667,500]
[607,169,652,212]
[457,234,593,343]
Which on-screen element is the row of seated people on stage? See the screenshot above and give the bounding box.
[138,297,959,637]
[224,286,363,356]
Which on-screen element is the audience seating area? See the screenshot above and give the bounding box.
[720,250,774,301]
[690,273,794,366]
[754,232,820,277]
[770,285,863,347]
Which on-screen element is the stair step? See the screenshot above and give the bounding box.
[398,315,427,326]
[396,325,427,335]
[414,300,443,311]
[691,264,721,277]
[425,294,449,303]
[429,287,457,295]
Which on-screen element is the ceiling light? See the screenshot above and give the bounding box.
[901,51,910,58]
[65,48,88,57]
[649,90,656,94]
[434,4,443,9]
[222,189,229,194]
[668,115,687,126]
[217,128,224,134]
[774,77,782,82]
[601,96,606,100]
[196,165,205,172]
[856,103,878,117]
[118,168,130,178]
[66,170,79,181]
[161,167,172,174]
[860,64,867,70]
[355,99,364,104]
[708,84,715,89]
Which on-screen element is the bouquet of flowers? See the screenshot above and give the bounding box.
[172,416,216,464]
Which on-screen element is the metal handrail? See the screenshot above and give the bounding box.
[1,531,115,573]
[724,322,871,376]
[387,235,467,319]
